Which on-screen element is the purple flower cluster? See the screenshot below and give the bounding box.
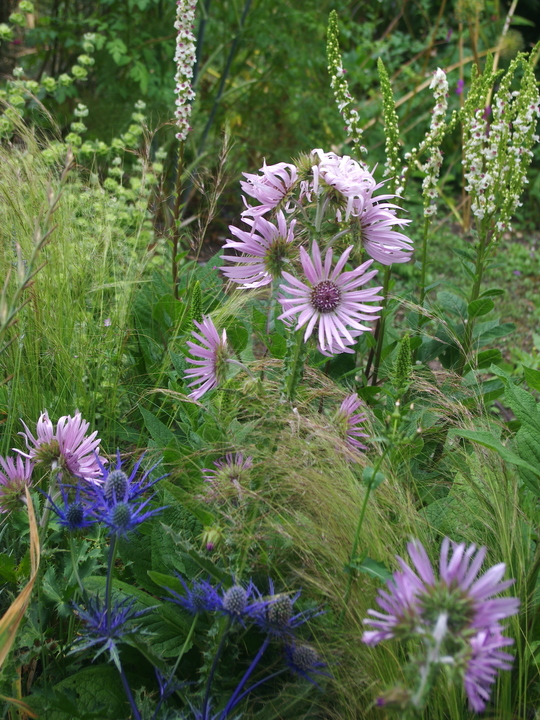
[0,454,34,513]
[362,538,519,712]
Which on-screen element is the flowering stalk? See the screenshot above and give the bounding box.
[172,0,197,298]
[326,11,366,160]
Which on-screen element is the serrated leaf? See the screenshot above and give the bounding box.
[139,406,176,446]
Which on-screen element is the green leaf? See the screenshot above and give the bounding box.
[511,14,536,26]
[161,480,215,526]
[504,383,540,433]
[449,428,540,484]
[362,467,385,488]
[147,571,185,594]
[480,288,505,298]
[437,291,467,317]
[473,321,515,346]
[0,553,16,583]
[346,556,392,582]
[523,366,540,392]
[224,319,248,353]
[105,38,130,66]
[140,406,176,446]
[468,298,495,318]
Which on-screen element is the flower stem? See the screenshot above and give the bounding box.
[171,141,185,300]
[339,447,388,625]
[69,534,85,594]
[105,533,119,632]
[418,216,431,310]
[282,329,307,402]
[39,468,60,547]
[220,636,270,718]
[118,662,142,720]
[202,616,232,718]
[367,265,391,385]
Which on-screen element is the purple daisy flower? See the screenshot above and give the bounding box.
[16,411,105,483]
[240,161,298,216]
[184,316,230,400]
[277,241,383,354]
[334,394,368,452]
[464,628,515,712]
[356,203,413,265]
[0,455,34,513]
[221,212,296,288]
[362,538,519,645]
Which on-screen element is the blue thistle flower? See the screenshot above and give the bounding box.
[254,579,323,638]
[71,594,152,669]
[43,483,96,532]
[87,452,166,535]
[284,643,329,687]
[164,577,222,614]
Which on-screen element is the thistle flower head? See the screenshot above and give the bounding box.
[202,452,253,503]
[44,483,96,532]
[464,627,515,712]
[184,316,230,400]
[334,394,368,452]
[362,538,519,646]
[284,643,328,686]
[0,455,34,513]
[71,595,151,667]
[221,212,296,288]
[278,241,382,354]
[16,411,105,483]
[255,579,322,638]
[240,161,298,216]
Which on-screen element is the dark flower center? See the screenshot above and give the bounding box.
[310,280,341,313]
[111,502,131,529]
[65,502,84,528]
[105,470,129,503]
[291,644,319,671]
[223,586,247,615]
[267,595,293,626]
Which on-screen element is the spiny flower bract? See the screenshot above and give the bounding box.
[44,483,96,532]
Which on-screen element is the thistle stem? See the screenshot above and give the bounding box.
[220,636,270,718]
[105,534,119,632]
[118,662,142,720]
[69,534,84,594]
[202,616,232,717]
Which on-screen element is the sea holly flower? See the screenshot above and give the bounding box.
[221,212,296,288]
[184,316,231,400]
[71,595,151,667]
[44,483,96,532]
[16,411,105,483]
[284,643,328,686]
[254,579,323,638]
[87,454,166,536]
[165,577,223,614]
[240,161,298,216]
[334,394,368,452]
[278,241,382,354]
[0,455,34,513]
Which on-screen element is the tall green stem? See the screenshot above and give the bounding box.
[105,534,119,631]
[418,216,431,310]
[457,228,489,375]
[282,329,307,402]
[339,448,388,625]
[368,265,391,385]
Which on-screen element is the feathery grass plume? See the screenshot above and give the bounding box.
[377,58,401,194]
[326,11,366,159]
